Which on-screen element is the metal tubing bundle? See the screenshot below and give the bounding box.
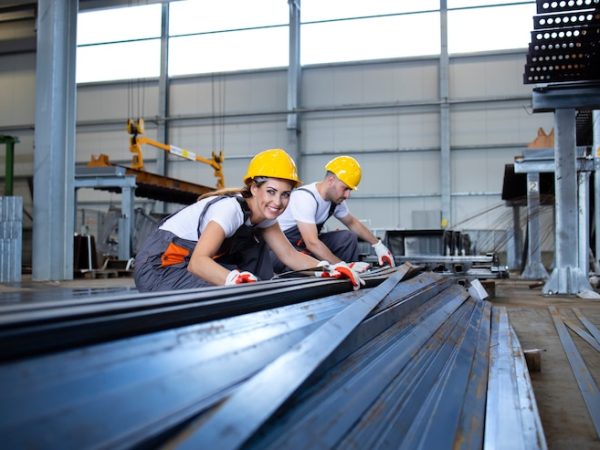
[0,269,546,450]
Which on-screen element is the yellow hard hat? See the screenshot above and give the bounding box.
[325,156,362,190]
[243,148,300,186]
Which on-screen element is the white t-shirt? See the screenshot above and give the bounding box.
[278,182,350,232]
[160,195,276,240]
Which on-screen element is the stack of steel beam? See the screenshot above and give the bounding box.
[0,270,395,361]
[0,268,545,449]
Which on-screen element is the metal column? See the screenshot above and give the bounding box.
[439,0,451,229]
[506,205,523,271]
[156,4,170,178]
[155,2,170,214]
[579,171,590,274]
[32,0,77,281]
[118,183,135,260]
[1,136,19,196]
[543,109,590,294]
[522,173,549,280]
[287,0,301,168]
[594,110,600,271]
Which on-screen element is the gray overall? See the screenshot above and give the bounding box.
[134,196,272,292]
[272,188,358,273]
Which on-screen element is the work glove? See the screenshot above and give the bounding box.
[372,240,395,267]
[315,261,365,290]
[347,261,371,273]
[225,269,258,285]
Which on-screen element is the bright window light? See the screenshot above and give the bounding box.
[302,0,440,22]
[77,40,161,83]
[169,26,289,76]
[169,0,287,35]
[77,4,161,45]
[76,1,537,82]
[302,13,440,65]
[448,3,535,53]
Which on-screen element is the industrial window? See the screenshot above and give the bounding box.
[76,0,537,82]
[301,0,440,22]
[169,27,289,76]
[448,2,536,53]
[168,0,288,76]
[76,4,161,83]
[169,0,287,34]
[302,13,441,65]
[77,40,161,83]
[301,0,441,64]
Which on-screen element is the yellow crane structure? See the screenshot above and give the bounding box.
[127,118,225,189]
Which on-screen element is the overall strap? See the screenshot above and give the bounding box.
[196,195,253,237]
[296,187,337,225]
[233,196,252,224]
[196,196,229,236]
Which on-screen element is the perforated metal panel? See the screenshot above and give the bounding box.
[524,1,600,83]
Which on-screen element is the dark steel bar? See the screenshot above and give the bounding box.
[564,319,600,352]
[509,326,548,450]
[318,273,453,373]
[0,275,391,361]
[0,271,436,450]
[399,300,486,450]
[242,276,457,450]
[0,277,346,319]
[331,297,477,450]
[243,285,470,450]
[573,307,600,345]
[174,265,414,450]
[549,306,600,439]
[485,307,546,449]
[455,302,491,450]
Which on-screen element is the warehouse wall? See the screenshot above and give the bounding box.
[0,48,554,259]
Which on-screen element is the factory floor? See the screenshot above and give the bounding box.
[496,278,600,450]
[1,274,599,449]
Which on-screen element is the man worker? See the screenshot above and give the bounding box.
[275,155,395,271]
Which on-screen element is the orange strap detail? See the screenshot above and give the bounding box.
[161,242,191,267]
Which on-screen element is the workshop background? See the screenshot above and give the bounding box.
[0,0,556,272]
[1,2,600,450]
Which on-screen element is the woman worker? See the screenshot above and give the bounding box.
[134,149,364,292]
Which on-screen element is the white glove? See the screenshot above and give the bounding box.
[314,260,365,290]
[314,260,334,278]
[347,261,371,273]
[225,269,258,285]
[372,240,395,267]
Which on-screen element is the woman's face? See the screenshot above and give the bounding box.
[250,177,294,221]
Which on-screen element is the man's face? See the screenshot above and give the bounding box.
[326,175,352,204]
